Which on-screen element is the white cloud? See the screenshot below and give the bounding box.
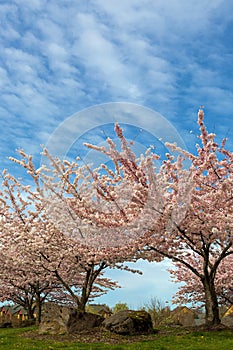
[13,0,45,10]
[69,12,142,100]
[97,259,179,308]
[0,0,232,162]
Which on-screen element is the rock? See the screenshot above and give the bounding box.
[221,306,233,327]
[221,315,233,327]
[14,319,36,328]
[102,310,153,335]
[67,311,104,333]
[39,303,104,335]
[39,303,73,335]
[171,306,196,327]
[0,322,12,328]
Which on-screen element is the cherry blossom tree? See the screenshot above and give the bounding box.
[169,254,233,308]
[78,110,233,326]
[215,256,233,306]
[2,150,140,314]
[36,232,123,312]
[139,109,233,326]
[0,172,69,323]
[6,109,232,326]
[0,270,55,323]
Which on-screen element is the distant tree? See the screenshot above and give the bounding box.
[143,297,171,326]
[112,302,129,314]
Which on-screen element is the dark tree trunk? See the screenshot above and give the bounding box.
[35,293,42,325]
[203,278,221,326]
[23,296,35,321]
[26,305,35,321]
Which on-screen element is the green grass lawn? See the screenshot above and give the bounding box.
[0,326,233,350]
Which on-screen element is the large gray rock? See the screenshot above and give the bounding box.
[221,306,233,327]
[39,303,104,335]
[67,310,104,333]
[39,303,72,335]
[221,315,233,327]
[171,306,196,327]
[102,310,153,335]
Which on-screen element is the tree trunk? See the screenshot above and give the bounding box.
[203,278,221,326]
[35,293,42,325]
[25,305,35,321]
[24,297,35,321]
[78,274,91,313]
[77,302,86,314]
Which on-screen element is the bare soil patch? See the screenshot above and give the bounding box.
[22,324,233,345]
[23,326,159,344]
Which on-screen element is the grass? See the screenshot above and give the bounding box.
[0,326,233,350]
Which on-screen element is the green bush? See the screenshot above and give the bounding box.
[112,302,129,314]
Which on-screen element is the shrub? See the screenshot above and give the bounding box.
[112,302,129,314]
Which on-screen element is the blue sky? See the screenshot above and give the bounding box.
[1,0,233,308]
